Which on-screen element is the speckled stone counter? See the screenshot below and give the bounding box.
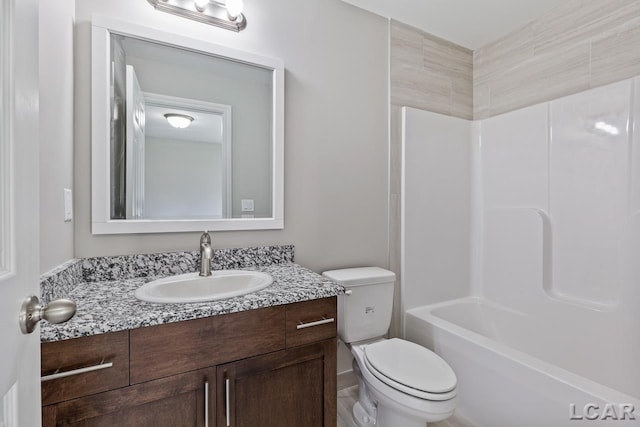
[40,246,344,343]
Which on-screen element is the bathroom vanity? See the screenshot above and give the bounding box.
[41,298,336,426]
[39,247,342,427]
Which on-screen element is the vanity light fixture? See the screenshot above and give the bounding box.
[164,113,194,129]
[225,0,243,20]
[193,0,209,11]
[146,0,247,32]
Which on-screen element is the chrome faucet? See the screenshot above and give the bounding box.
[199,231,213,277]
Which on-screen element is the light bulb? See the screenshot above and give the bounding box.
[164,113,194,129]
[226,0,243,19]
[194,0,209,11]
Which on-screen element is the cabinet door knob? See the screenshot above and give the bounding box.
[19,295,76,334]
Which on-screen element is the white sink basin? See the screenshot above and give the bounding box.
[135,270,273,303]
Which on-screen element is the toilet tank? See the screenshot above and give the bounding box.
[322,267,396,344]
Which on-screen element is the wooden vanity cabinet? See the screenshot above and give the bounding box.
[43,367,215,427]
[217,338,336,427]
[41,297,337,427]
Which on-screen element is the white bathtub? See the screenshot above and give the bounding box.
[405,297,640,427]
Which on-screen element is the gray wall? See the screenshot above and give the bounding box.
[74,0,390,273]
[145,137,224,219]
[39,0,75,273]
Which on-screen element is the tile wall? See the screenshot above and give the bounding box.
[474,0,640,119]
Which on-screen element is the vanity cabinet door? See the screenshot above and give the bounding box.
[216,338,337,427]
[41,331,130,405]
[43,367,216,427]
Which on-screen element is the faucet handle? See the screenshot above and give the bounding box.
[200,230,211,245]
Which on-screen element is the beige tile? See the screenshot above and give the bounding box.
[488,42,591,116]
[391,66,453,115]
[391,34,423,70]
[532,0,640,55]
[422,30,472,57]
[392,19,471,56]
[423,36,472,82]
[473,0,640,120]
[591,17,640,87]
[474,22,536,84]
[473,82,491,120]
[451,76,474,120]
[390,19,472,120]
[390,19,424,47]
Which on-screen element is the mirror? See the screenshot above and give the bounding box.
[91,16,284,234]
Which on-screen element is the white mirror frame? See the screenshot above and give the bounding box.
[91,16,284,234]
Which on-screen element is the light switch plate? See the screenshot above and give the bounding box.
[64,188,73,222]
[241,199,254,212]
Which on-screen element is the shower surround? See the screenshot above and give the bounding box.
[401,77,640,426]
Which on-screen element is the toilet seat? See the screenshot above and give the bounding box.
[363,338,457,401]
[350,341,458,426]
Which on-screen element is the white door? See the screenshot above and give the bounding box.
[0,0,42,425]
[125,65,146,219]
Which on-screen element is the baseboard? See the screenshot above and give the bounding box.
[337,370,357,390]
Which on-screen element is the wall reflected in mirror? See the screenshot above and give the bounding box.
[109,34,273,221]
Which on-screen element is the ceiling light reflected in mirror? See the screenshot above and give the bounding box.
[164,113,194,129]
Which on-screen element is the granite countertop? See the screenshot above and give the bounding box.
[40,246,344,343]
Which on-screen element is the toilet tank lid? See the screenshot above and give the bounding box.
[322,267,395,287]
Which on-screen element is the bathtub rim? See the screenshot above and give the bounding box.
[405,296,640,410]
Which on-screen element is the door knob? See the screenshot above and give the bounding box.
[19,295,76,334]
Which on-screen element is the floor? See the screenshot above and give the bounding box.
[337,385,474,427]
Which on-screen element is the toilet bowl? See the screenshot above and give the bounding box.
[349,338,457,427]
[322,267,458,427]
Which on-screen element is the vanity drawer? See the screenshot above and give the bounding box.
[286,297,337,348]
[129,306,286,384]
[41,330,130,405]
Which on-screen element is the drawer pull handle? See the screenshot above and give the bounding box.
[41,360,113,382]
[204,381,209,427]
[225,378,231,427]
[296,317,335,330]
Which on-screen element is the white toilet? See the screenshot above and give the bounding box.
[323,267,457,427]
